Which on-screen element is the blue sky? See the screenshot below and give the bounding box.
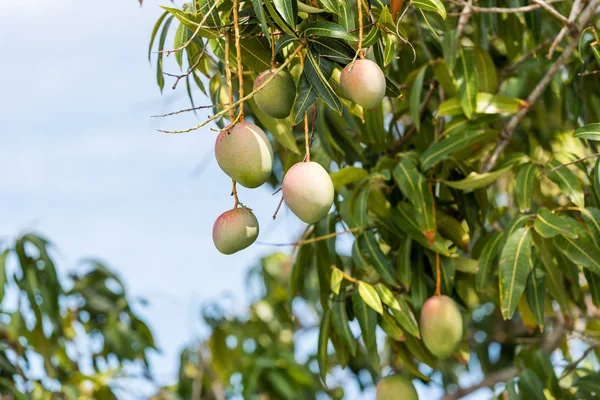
[0,0,307,389]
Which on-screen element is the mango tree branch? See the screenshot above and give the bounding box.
[158,44,305,134]
[442,318,566,400]
[480,0,599,173]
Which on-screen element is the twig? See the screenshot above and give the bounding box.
[443,318,566,400]
[531,0,572,26]
[232,0,245,122]
[579,70,600,76]
[224,33,235,121]
[480,0,600,173]
[547,0,582,59]
[331,265,361,284]
[304,113,311,162]
[448,0,562,14]
[537,152,600,177]
[499,38,553,82]
[159,44,304,134]
[157,1,221,55]
[152,104,226,118]
[164,45,207,90]
[272,195,285,220]
[231,180,239,208]
[435,253,441,296]
[358,0,365,59]
[258,227,361,247]
[558,344,599,380]
[456,0,473,39]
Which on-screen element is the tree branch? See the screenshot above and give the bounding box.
[480,0,600,173]
[443,318,566,400]
[547,0,583,59]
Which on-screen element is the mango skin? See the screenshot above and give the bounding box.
[282,162,334,224]
[212,208,259,255]
[215,122,273,188]
[340,59,386,109]
[420,295,463,359]
[376,375,419,400]
[253,68,296,119]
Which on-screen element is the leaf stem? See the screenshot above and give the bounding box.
[331,265,361,284]
[435,253,441,296]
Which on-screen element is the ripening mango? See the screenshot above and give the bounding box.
[376,375,419,400]
[282,161,334,224]
[340,59,386,109]
[253,68,296,119]
[214,122,273,188]
[420,295,463,359]
[212,207,259,255]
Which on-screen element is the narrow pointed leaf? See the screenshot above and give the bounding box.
[390,295,420,337]
[251,0,271,38]
[301,21,356,42]
[331,296,357,356]
[356,232,397,286]
[554,234,600,275]
[358,281,383,314]
[291,73,317,125]
[317,307,332,383]
[410,66,427,132]
[476,232,502,290]
[534,208,579,239]
[516,163,538,212]
[457,48,477,119]
[420,130,488,171]
[581,207,600,248]
[545,159,584,208]
[305,50,342,113]
[330,267,343,295]
[273,0,297,29]
[352,290,377,350]
[526,262,546,329]
[380,311,404,340]
[412,0,447,19]
[375,283,401,311]
[573,123,600,141]
[499,227,532,319]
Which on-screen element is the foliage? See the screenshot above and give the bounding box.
[145,0,600,398]
[0,234,156,399]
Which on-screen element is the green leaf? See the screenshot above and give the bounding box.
[474,48,498,93]
[331,295,357,356]
[443,32,457,72]
[275,34,297,54]
[398,237,412,288]
[305,50,342,113]
[443,161,522,191]
[273,0,297,29]
[302,21,356,42]
[515,163,538,212]
[535,234,569,313]
[330,267,343,294]
[454,256,479,273]
[499,227,532,319]
[375,284,401,311]
[265,0,298,37]
[380,311,404,340]
[352,290,377,351]
[534,208,579,239]
[338,0,355,31]
[457,48,477,119]
[291,74,317,125]
[247,90,301,153]
[412,0,447,19]
[573,123,600,141]
[148,11,169,61]
[420,130,489,171]
[545,159,584,208]
[289,236,313,304]
[595,157,600,202]
[476,232,502,291]
[161,7,220,39]
[251,0,271,38]
[155,15,175,92]
[390,204,451,256]
[390,295,420,337]
[432,60,457,96]
[581,208,600,248]
[358,281,383,314]
[297,1,325,13]
[518,369,545,400]
[526,262,546,329]
[318,0,340,14]
[311,38,355,64]
[356,232,397,286]
[410,66,427,132]
[393,157,435,234]
[330,167,369,190]
[554,234,600,276]
[0,250,8,303]
[585,269,600,309]
[317,307,331,383]
[353,179,373,230]
[438,94,528,117]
